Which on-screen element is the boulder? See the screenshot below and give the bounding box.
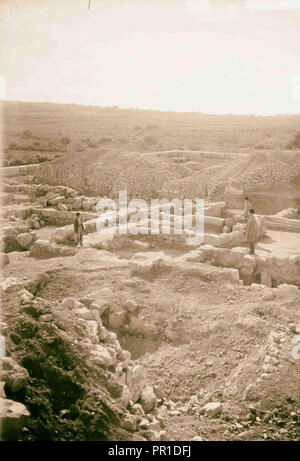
[14,207,33,219]
[141,429,164,441]
[98,325,109,341]
[124,300,138,313]
[108,308,127,330]
[71,197,82,210]
[32,219,41,230]
[45,191,59,201]
[153,384,165,400]
[118,349,131,369]
[202,402,223,417]
[51,226,74,244]
[79,297,95,308]
[131,403,145,418]
[61,298,84,310]
[103,331,119,347]
[0,398,30,440]
[53,185,68,196]
[37,197,47,207]
[89,344,117,367]
[19,289,34,304]
[48,196,64,206]
[121,414,137,431]
[57,202,68,212]
[106,375,123,398]
[154,405,169,426]
[36,184,51,196]
[76,307,100,322]
[16,232,37,250]
[126,364,147,403]
[85,320,99,344]
[1,277,24,293]
[140,385,158,413]
[39,314,52,322]
[116,384,132,408]
[143,419,161,432]
[89,302,110,316]
[1,357,29,393]
[82,199,93,211]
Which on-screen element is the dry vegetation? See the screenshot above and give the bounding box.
[2,101,300,161]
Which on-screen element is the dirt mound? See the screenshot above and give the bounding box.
[2,291,121,441]
[207,153,296,201]
[162,164,224,200]
[36,149,297,203]
[110,158,181,200]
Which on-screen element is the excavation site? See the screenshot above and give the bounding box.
[1,101,300,442]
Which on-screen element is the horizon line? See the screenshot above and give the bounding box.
[1,98,300,118]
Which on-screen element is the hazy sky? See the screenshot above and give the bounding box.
[1,0,300,114]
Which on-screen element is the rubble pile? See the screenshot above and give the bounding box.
[0,280,169,441]
[36,149,297,204]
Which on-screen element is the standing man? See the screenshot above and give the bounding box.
[242,197,252,220]
[74,212,84,246]
[245,209,258,254]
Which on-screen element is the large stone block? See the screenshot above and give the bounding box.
[16,232,37,250]
[126,365,147,403]
[1,357,29,393]
[90,344,117,367]
[51,226,74,244]
[0,398,30,440]
[140,385,158,413]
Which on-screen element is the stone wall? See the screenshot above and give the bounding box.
[34,208,98,226]
[183,245,300,287]
[1,164,40,177]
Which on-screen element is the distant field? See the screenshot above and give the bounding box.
[1,101,300,168]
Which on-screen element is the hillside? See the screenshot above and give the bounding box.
[1,101,299,203]
[2,100,300,159]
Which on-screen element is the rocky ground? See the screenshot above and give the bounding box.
[1,113,300,440]
[1,241,299,441]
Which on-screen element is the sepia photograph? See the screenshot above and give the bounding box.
[0,0,299,447]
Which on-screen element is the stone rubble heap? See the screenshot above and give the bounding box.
[4,183,100,213]
[0,277,170,441]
